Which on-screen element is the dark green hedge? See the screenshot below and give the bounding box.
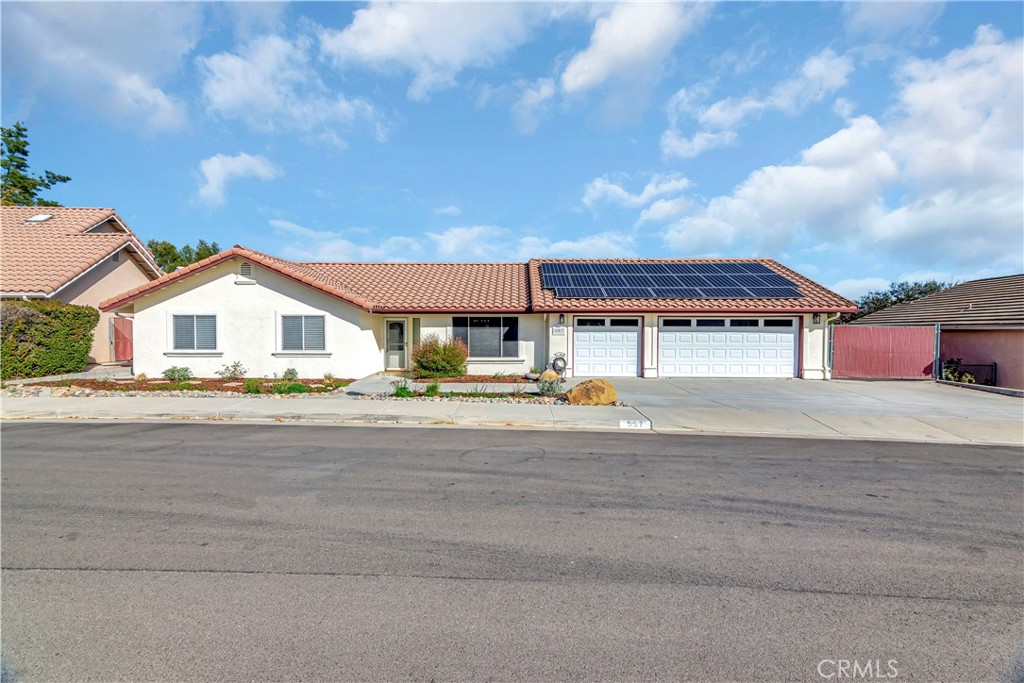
[1,300,100,379]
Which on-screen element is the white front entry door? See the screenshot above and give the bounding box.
[573,318,641,377]
[385,320,407,370]
[658,318,797,377]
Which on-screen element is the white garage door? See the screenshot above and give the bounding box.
[659,318,797,377]
[574,317,641,377]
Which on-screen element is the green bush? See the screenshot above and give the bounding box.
[0,300,100,380]
[391,378,414,398]
[216,361,247,380]
[282,368,299,381]
[243,378,263,394]
[537,379,562,397]
[423,381,441,397]
[163,366,193,381]
[411,335,468,378]
[270,381,308,394]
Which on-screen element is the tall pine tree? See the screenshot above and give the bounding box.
[1,122,71,206]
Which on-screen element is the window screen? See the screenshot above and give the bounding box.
[452,316,519,357]
[173,315,216,350]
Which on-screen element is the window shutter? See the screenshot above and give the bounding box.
[501,317,519,358]
[304,316,325,351]
[195,315,217,350]
[173,315,195,350]
[282,316,303,350]
[469,317,500,358]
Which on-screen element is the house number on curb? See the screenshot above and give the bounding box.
[619,419,652,430]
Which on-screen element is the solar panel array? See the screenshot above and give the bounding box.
[539,262,803,299]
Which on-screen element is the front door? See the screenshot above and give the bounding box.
[386,320,407,370]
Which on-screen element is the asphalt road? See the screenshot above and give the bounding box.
[1,422,1021,682]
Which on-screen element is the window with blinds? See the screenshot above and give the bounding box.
[452,316,518,358]
[173,315,216,350]
[282,315,326,351]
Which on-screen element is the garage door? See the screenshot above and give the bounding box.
[659,318,797,377]
[574,318,640,377]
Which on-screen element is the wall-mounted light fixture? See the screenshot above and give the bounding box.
[813,313,821,324]
[558,313,565,325]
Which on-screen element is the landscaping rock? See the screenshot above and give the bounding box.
[538,369,560,382]
[566,379,617,406]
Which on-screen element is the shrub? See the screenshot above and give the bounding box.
[423,381,441,397]
[411,335,468,378]
[270,381,308,394]
[0,300,100,380]
[282,368,299,381]
[135,373,148,381]
[216,361,247,380]
[529,365,541,374]
[323,372,335,382]
[537,378,562,397]
[391,378,414,398]
[243,378,263,394]
[163,366,193,382]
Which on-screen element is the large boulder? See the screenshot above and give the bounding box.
[566,379,617,406]
[538,369,560,382]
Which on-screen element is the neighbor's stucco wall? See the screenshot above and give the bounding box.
[56,250,154,364]
[412,313,546,375]
[130,260,383,379]
[941,328,1024,390]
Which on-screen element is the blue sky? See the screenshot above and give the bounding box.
[3,1,1022,298]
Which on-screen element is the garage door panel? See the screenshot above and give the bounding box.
[574,321,640,377]
[659,318,797,378]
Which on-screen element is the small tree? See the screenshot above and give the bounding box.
[146,238,222,272]
[1,122,71,206]
[840,280,954,323]
[411,335,468,378]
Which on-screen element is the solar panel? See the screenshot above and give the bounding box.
[540,261,803,300]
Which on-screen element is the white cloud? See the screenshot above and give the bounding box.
[663,27,1023,272]
[2,3,200,131]
[434,205,462,217]
[320,3,547,100]
[198,153,281,206]
[843,2,945,39]
[583,173,691,210]
[198,34,382,142]
[271,219,423,261]
[660,129,737,159]
[560,3,711,95]
[427,226,508,261]
[829,277,890,300]
[636,197,692,226]
[512,78,556,134]
[516,232,636,259]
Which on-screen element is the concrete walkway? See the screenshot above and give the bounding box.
[2,374,1022,446]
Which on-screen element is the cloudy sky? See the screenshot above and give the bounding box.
[3,1,1021,298]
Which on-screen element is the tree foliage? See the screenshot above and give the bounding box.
[146,239,221,272]
[1,122,71,206]
[1,300,99,379]
[840,280,954,323]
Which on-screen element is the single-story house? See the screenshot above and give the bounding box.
[1,206,164,363]
[852,274,1024,390]
[100,246,856,380]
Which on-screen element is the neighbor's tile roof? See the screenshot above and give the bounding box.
[101,246,856,314]
[852,275,1024,327]
[528,258,857,313]
[1,206,161,294]
[101,246,529,312]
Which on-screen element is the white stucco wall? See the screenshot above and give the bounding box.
[408,313,546,375]
[801,313,829,380]
[131,260,384,379]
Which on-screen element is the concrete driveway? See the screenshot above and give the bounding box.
[570,377,1024,443]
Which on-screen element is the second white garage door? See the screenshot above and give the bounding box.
[573,318,641,377]
[659,318,798,377]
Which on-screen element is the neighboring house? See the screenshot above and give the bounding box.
[1,207,164,364]
[852,274,1024,390]
[100,246,856,380]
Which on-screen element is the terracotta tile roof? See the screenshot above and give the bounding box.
[101,246,854,314]
[528,258,856,313]
[1,206,161,295]
[852,274,1024,327]
[101,246,529,313]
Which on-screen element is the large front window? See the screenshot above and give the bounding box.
[173,315,216,350]
[452,316,518,358]
[281,315,325,351]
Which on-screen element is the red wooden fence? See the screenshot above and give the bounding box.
[831,325,936,379]
[112,317,133,362]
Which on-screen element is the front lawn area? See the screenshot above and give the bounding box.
[411,374,529,384]
[32,378,353,394]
